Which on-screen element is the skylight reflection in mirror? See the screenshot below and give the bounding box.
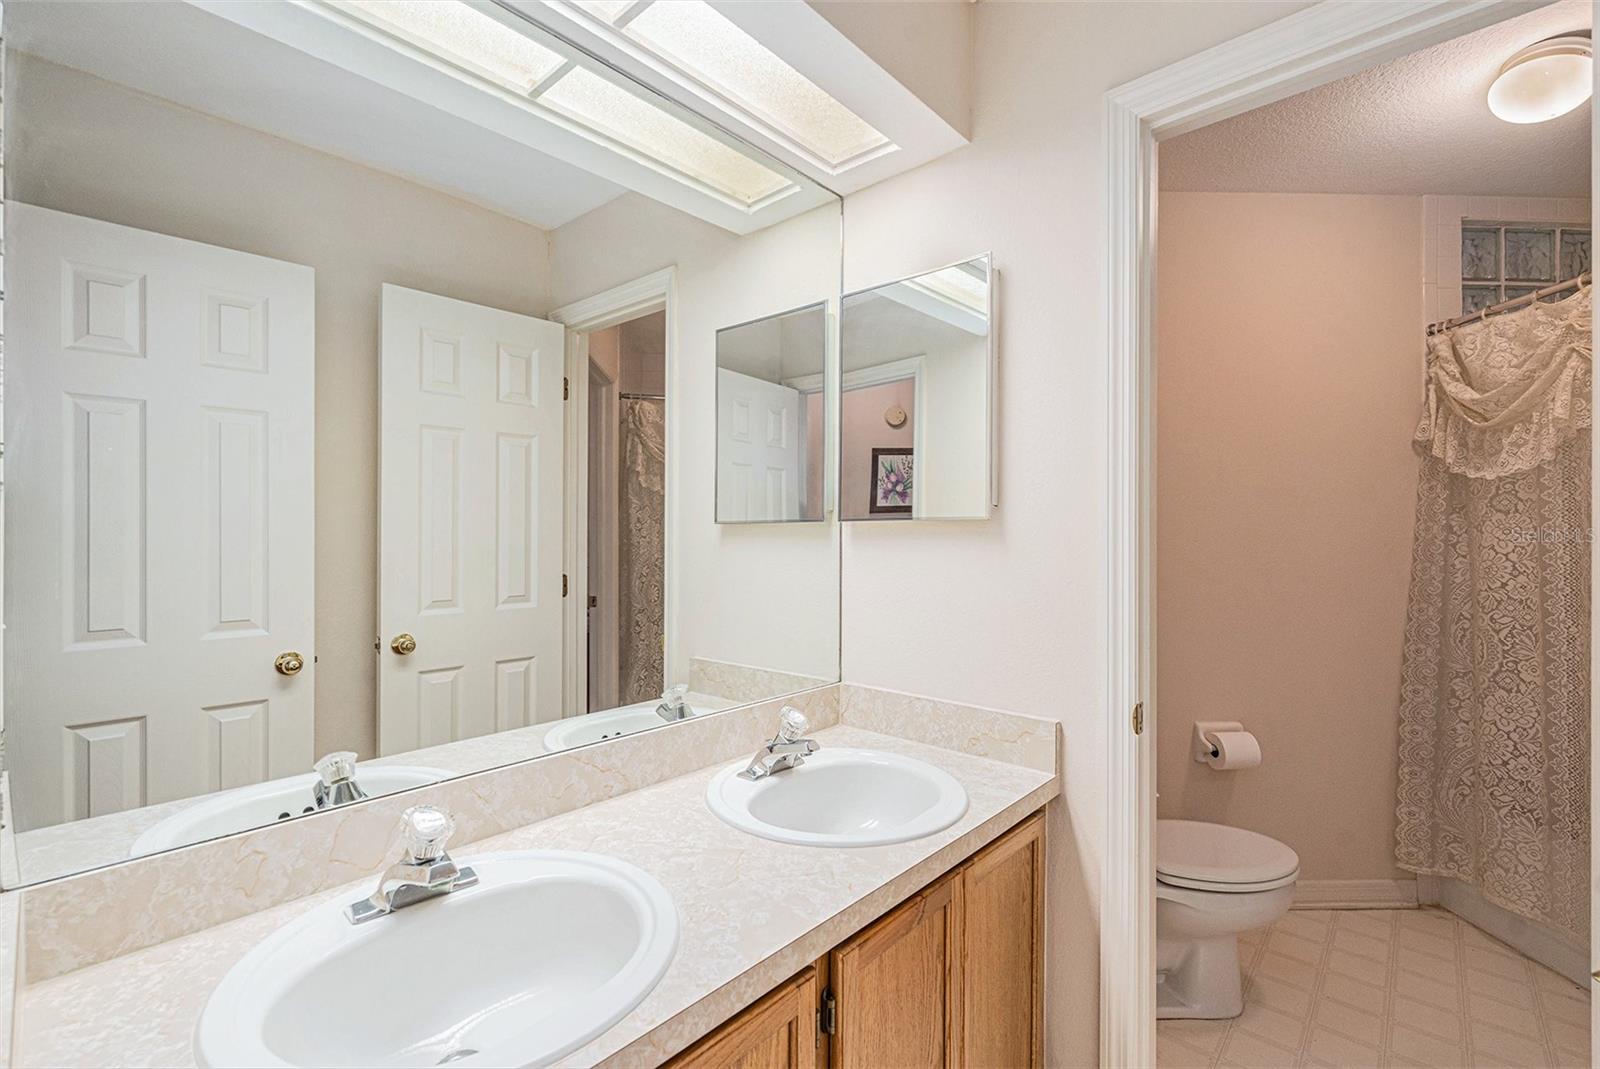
[571,0,895,170]
[329,0,796,207]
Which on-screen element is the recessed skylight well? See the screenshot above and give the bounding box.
[326,0,797,208]
[568,0,896,171]
[342,0,566,94]
[539,66,793,205]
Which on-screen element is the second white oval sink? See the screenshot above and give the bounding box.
[130,765,449,857]
[195,851,678,1068]
[543,703,682,752]
[706,748,968,847]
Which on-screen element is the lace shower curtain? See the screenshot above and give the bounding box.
[619,397,665,706]
[1396,286,1592,941]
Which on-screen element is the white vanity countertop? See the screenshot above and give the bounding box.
[15,724,1057,1069]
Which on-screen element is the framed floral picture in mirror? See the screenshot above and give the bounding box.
[869,447,913,516]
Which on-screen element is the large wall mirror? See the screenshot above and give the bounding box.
[1,0,841,885]
[839,255,994,521]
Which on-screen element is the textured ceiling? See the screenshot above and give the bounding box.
[1160,1,1592,196]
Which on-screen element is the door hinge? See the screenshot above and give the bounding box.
[563,376,570,401]
[818,987,837,1037]
[1132,702,1144,736]
[562,573,568,597]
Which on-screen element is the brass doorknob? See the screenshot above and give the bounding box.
[391,633,417,656]
[275,651,305,676]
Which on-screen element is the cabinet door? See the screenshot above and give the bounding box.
[961,812,1045,1068]
[831,872,964,1069]
[669,966,822,1069]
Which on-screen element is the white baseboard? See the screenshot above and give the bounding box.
[1292,878,1418,910]
[1417,876,1588,984]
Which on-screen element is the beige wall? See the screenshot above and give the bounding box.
[832,4,1312,1062]
[1155,192,1423,881]
[7,55,552,759]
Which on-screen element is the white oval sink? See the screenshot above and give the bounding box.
[130,765,449,856]
[706,748,968,847]
[543,701,701,752]
[195,850,678,1068]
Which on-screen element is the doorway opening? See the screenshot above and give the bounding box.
[1103,4,1598,1065]
[583,312,667,712]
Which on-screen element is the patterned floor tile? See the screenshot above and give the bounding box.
[1320,972,1386,1016]
[1303,1025,1382,1068]
[1388,1024,1468,1068]
[1215,1028,1301,1068]
[1393,970,1462,1013]
[1327,948,1388,988]
[1246,972,1315,1018]
[1233,1000,1306,1050]
[1156,907,1588,1069]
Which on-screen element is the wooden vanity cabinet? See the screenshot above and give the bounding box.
[831,868,963,1068]
[667,966,824,1069]
[956,811,1046,1068]
[669,811,1045,1069]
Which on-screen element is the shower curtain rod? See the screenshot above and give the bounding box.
[620,391,665,400]
[1426,271,1591,336]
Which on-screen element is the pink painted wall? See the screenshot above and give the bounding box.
[841,380,916,519]
[1156,191,1423,881]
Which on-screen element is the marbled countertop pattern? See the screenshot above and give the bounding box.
[16,724,1056,1069]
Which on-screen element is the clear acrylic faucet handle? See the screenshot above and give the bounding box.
[664,682,688,701]
[313,751,358,786]
[777,706,808,743]
[400,805,454,862]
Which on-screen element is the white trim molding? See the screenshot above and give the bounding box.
[1418,875,1589,984]
[1292,879,1419,912]
[551,268,678,719]
[1102,4,1524,1066]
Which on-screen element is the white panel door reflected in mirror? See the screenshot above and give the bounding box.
[840,255,994,521]
[714,302,829,523]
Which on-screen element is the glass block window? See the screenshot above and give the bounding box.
[1461,221,1591,314]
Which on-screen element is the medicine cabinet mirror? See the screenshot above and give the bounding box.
[1,0,841,885]
[714,301,830,523]
[839,254,995,521]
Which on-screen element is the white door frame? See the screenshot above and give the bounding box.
[550,267,677,718]
[1101,3,1537,1064]
[586,358,621,712]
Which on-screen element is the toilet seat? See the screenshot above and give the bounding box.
[1157,819,1299,894]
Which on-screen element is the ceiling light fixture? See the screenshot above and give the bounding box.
[1487,35,1593,124]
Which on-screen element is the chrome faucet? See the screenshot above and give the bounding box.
[656,683,691,723]
[344,805,478,925]
[312,751,369,810]
[740,707,818,780]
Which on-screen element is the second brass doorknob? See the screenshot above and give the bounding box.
[391,633,417,656]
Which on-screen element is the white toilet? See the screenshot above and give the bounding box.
[1156,819,1299,1020]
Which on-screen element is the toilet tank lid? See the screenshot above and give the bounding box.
[1156,819,1300,886]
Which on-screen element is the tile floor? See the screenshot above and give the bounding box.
[1157,908,1590,1068]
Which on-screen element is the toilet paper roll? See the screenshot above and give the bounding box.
[1204,730,1261,770]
